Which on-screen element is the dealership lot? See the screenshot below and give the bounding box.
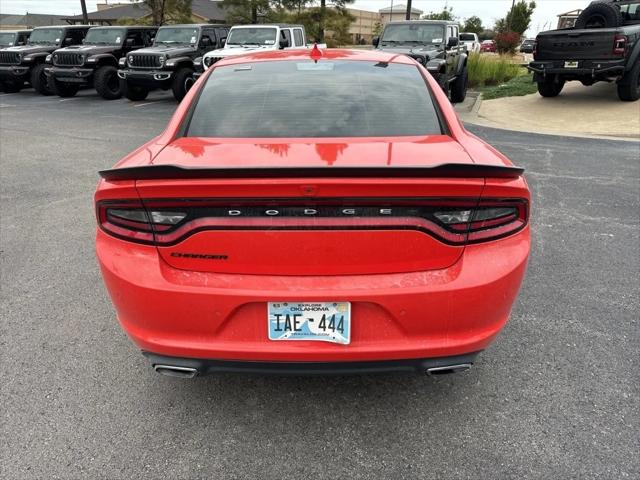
[1,89,638,479]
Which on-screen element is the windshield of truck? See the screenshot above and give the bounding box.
[226,27,277,46]
[84,28,125,45]
[28,28,63,45]
[380,24,445,46]
[460,34,475,41]
[154,27,198,45]
[187,60,442,138]
[0,32,17,46]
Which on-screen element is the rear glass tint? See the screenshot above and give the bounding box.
[185,60,442,138]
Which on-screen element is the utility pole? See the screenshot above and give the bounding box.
[80,0,88,24]
[406,0,412,21]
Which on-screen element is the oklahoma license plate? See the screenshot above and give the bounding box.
[268,302,351,345]
[564,61,579,68]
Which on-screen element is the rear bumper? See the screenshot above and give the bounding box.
[0,65,30,82]
[143,351,480,376]
[47,65,93,83]
[528,60,626,78]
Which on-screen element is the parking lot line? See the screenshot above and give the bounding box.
[133,101,160,108]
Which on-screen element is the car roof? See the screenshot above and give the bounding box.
[231,24,304,28]
[33,25,90,30]
[386,20,458,26]
[214,48,418,67]
[158,24,224,28]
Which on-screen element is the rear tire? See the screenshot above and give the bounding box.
[171,67,193,102]
[94,65,121,100]
[537,76,565,98]
[450,66,468,104]
[575,1,623,29]
[123,80,149,101]
[31,63,52,95]
[49,77,79,97]
[617,61,640,102]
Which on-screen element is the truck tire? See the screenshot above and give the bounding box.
[617,60,640,102]
[31,63,52,95]
[123,80,149,101]
[450,66,468,103]
[171,67,193,102]
[95,65,122,100]
[49,77,79,97]
[2,81,21,93]
[575,1,623,29]
[537,76,565,97]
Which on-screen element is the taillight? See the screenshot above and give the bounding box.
[613,35,627,56]
[96,198,528,246]
[96,200,187,245]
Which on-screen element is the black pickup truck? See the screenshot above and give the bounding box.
[529,0,640,101]
[47,26,157,99]
[373,20,469,103]
[117,24,228,102]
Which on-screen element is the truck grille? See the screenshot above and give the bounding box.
[54,52,84,66]
[129,54,160,68]
[0,51,20,65]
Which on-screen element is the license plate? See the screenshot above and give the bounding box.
[564,61,579,68]
[268,302,351,345]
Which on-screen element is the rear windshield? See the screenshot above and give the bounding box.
[185,60,442,138]
[460,34,476,41]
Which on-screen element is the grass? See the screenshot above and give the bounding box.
[478,72,538,100]
[467,53,521,88]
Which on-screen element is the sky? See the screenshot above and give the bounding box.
[1,0,591,35]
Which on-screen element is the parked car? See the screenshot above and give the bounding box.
[528,0,640,101]
[519,38,535,53]
[117,23,228,102]
[0,30,31,48]
[0,25,90,94]
[372,20,469,103]
[460,32,480,54]
[199,24,323,72]
[46,26,157,99]
[95,48,530,378]
[480,39,496,53]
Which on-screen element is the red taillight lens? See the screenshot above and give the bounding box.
[96,198,528,246]
[613,35,627,56]
[96,200,187,244]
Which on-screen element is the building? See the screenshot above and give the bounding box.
[557,9,583,29]
[379,4,423,24]
[63,0,226,26]
[345,8,381,44]
[0,13,67,30]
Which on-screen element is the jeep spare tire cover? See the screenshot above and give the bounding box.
[575,1,623,29]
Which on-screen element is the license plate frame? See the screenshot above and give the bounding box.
[564,61,579,69]
[268,302,351,345]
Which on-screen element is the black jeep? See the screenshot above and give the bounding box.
[0,25,90,94]
[118,24,228,102]
[373,20,469,103]
[46,26,157,99]
[0,30,31,49]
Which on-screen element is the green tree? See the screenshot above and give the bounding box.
[422,6,455,21]
[499,1,536,35]
[463,16,483,34]
[132,0,192,25]
[222,0,272,24]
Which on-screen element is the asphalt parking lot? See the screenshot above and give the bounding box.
[1,88,639,479]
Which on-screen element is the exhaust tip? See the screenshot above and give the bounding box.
[426,363,472,376]
[153,364,198,378]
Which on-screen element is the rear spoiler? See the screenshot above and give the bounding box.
[99,164,524,181]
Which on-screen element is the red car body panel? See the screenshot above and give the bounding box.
[95,49,530,370]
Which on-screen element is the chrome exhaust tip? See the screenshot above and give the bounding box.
[153,364,198,378]
[426,363,472,376]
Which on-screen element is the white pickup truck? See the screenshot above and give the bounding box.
[199,24,324,70]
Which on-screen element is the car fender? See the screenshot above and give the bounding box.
[426,58,447,75]
[88,53,118,67]
[456,52,468,75]
[165,56,194,70]
[626,40,640,71]
[24,52,49,63]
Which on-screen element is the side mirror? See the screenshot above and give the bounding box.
[372,36,379,47]
[201,36,212,47]
[125,38,135,47]
[64,37,74,45]
[447,37,459,48]
[220,37,226,47]
[279,38,289,49]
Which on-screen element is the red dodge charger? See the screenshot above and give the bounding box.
[95,48,530,377]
